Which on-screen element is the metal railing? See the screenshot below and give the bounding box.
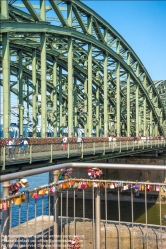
[1,139,166,170]
[0,163,166,249]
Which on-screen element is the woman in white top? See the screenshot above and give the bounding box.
[108,135,112,147]
[23,139,29,155]
[62,135,68,151]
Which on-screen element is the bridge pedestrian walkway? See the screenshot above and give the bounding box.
[1,139,166,170]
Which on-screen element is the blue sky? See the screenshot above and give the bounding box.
[82,1,166,80]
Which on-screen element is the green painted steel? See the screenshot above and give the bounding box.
[0,0,166,138]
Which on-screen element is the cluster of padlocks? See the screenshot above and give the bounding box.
[58,168,73,180]
[87,168,103,178]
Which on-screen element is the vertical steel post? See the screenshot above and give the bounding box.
[88,43,92,137]
[143,77,147,136]
[2,1,10,139]
[105,184,108,249]
[2,146,6,170]
[68,37,73,137]
[87,16,93,137]
[18,50,23,136]
[41,32,47,138]
[118,186,121,249]
[52,60,57,137]
[149,89,153,136]
[95,187,101,249]
[145,185,148,249]
[135,63,139,137]
[2,181,10,248]
[53,170,59,249]
[96,87,99,137]
[116,61,120,137]
[67,3,73,138]
[159,185,162,248]
[74,77,77,137]
[50,144,53,163]
[84,76,88,137]
[59,67,63,136]
[40,0,46,137]
[32,49,37,137]
[104,53,108,137]
[127,72,131,137]
[131,184,134,249]
[104,29,108,138]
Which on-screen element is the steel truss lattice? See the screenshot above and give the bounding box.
[0,0,166,138]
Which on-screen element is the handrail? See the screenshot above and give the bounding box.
[1,178,165,202]
[1,162,166,182]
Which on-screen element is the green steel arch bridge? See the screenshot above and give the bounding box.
[1,0,166,139]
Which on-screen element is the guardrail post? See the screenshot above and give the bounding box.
[29,144,32,164]
[2,181,10,248]
[119,141,121,153]
[127,140,128,151]
[95,186,101,249]
[2,146,6,170]
[68,143,70,158]
[103,141,105,155]
[50,144,53,163]
[81,142,83,158]
[93,142,95,155]
[53,170,59,249]
[132,140,134,151]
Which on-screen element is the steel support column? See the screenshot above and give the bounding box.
[88,43,92,137]
[127,52,131,137]
[2,32,10,138]
[52,60,57,137]
[127,73,130,137]
[143,77,147,136]
[68,37,73,137]
[41,33,47,137]
[104,53,108,137]
[116,62,120,137]
[87,16,93,137]
[59,66,63,136]
[135,64,139,137]
[96,87,99,137]
[149,89,153,136]
[84,75,88,137]
[74,77,77,137]
[40,0,46,137]
[32,49,37,137]
[18,50,23,136]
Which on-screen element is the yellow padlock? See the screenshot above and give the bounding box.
[13,196,22,205]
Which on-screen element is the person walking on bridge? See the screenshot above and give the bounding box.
[62,134,68,151]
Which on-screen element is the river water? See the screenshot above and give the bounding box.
[1,173,166,227]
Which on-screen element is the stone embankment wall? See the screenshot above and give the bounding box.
[8,216,166,249]
[62,220,166,249]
